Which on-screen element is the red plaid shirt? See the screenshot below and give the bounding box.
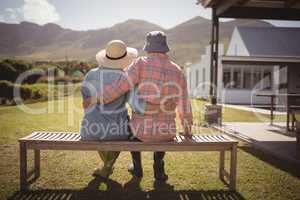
[99,53,193,142]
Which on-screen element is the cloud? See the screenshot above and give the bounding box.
[23,0,60,24]
[1,0,60,25]
[1,8,20,23]
[0,8,23,23]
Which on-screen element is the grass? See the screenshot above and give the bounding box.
[0,92,299,199]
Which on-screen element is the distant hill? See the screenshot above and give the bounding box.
[0,17,272,66]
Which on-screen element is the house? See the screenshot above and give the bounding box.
[186,44,224,99]
[187,26,300,105]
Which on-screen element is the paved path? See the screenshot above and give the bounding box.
[215,122,300,166]
[222,104,286,115]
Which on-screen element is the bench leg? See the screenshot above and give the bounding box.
[229,144,237,190]
[20,142,28,191]
[219,150,225,181]
[34,149,40,178]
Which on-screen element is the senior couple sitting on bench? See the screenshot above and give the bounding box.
[80,31,193,181]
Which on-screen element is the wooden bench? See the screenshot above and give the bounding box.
[19,132,238,191]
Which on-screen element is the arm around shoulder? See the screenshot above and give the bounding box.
[177,73,193,136]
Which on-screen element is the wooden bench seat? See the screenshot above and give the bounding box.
[19,132,238,191]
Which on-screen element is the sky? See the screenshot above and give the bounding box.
[0,0,300,30]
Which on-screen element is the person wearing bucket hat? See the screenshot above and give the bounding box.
[96,31,193,182]
[143,31,170,53]
[80,40,138,179]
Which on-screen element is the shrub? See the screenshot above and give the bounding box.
[32,90,42,100]
[55,76,83,84]
[11,84,32,101]
[0,80,14,100]
[23,68,45,84]
[0,81,35,103]
[0,62,17,82]
[36,76,83,84]
[20,87,32,100]
[11,60,31,73]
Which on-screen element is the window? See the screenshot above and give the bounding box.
[232,68,242,89]
[223,69,231,88]
[189,71,192,90]
[252,69,261,89]
[243,69,251,89]
[202,68,206,90]
[196,69,199,87]
[262,70,272,90]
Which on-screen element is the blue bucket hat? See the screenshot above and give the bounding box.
[143,31,170,53]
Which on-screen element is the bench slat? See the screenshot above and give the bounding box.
[196,135,206,142]
[64,133,75,141]
[43,132,54,140]
[29,132,43,140]
[58,133,70,141]
[69,133,79,141]
[73,134,81,141]
[52,133,64,141]
[47,133,59,141]
[175,135,182,143]
[203,135,212,142]
[215,135,225,142]
[35,132,48,140]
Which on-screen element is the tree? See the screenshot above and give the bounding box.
[23,68,45,84]
[0,62,17,82]
[0,80,14,100]
[13,61,31,73]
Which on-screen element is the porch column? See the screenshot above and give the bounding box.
[210,7,219,104]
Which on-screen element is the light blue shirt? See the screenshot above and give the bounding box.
[80,67,130,140]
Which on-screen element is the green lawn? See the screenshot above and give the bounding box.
[0,93,299,200]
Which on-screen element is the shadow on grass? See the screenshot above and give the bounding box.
[8,177,245,200]
[240,145,300,179]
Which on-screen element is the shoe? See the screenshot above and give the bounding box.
[128,163,143,178]
[155,173,168,182]
[92,166,113,179]
[153,160,168,182]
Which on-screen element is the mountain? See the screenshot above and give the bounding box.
[0,17,272,65]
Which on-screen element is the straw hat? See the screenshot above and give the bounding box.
[96,40,138,69]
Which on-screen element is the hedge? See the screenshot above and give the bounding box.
[0,80,38,104]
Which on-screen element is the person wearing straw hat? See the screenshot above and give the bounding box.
[96,31,193,182]
[80,40,138,179]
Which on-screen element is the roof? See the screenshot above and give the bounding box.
[197,0,300,20]
[198,0,300,8]
[237,26,300,57]
[222,55,300,65]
